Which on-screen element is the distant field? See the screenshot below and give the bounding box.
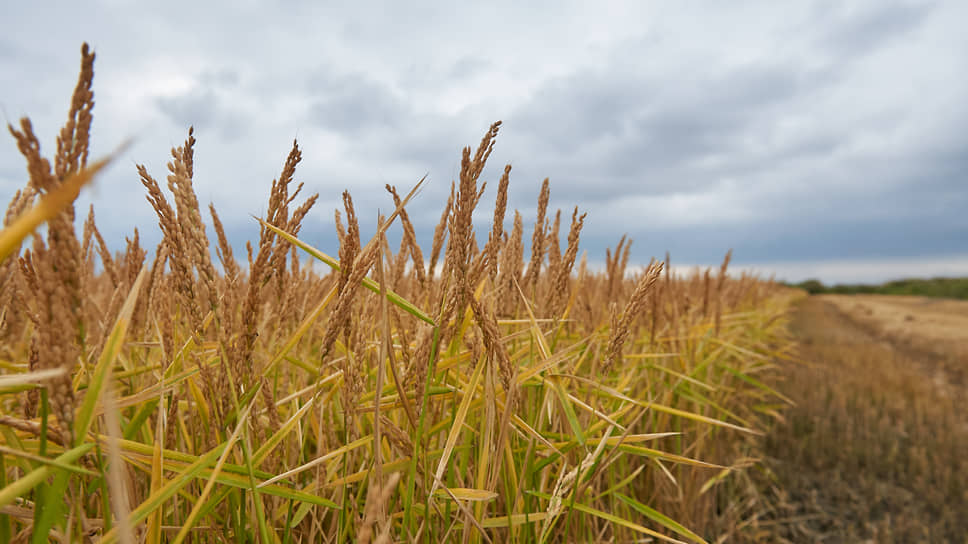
[824,293,967,343]
[820,294,968,386]
[757,295,968,541]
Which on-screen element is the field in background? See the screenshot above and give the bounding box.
[0,44,798,543]
[822,294,968,354]
[821,294,967,389]
[756,296,968,542]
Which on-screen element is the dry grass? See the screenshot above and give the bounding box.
[753,297,968,542]
[0,43,796,543]
[821,294,968,385]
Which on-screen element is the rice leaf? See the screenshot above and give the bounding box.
[99,443,227,544]
[528,490,690,544]
[74,265,148,445]
[429,348,488,498]
[434,487,499,502]
[616,492,708,544]
[0,443,94,510]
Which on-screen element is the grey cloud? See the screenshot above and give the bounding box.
[306,72,404,135]
[819,1,934,56]
[0,38,19,60]
[156,88,247,140]
[503,60,839,205]
[199,67,241,87]
[446,56,492,80]
[584,209,966,267]
[157,90,218,127]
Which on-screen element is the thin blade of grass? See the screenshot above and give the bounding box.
[616,444,723,469]
[551,378,585,447]
[616,492,708,544]
[512,277,551,360]
[0,368,67,389]
[257,436,373,489]
[718,364,795,406]
[434,488,499,502]
[429,349,488,498]
[0,445,95,476]
[102,372,134,544]
[172,384,259,544]
[75,265,148,445]
[564,374,762,435]
[479,511,550,529]
[99,443,227,544]
[145,393,164,544]
[252,394,318,466]
[0,443,94,510]
[528,490,690,544]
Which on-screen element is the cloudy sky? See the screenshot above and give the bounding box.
[1,1,966,283]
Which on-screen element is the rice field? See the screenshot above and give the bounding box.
[0,44,799,543]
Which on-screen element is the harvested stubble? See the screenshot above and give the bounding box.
[0,43,796,543]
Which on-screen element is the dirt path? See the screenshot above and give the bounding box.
[753,296,968,543]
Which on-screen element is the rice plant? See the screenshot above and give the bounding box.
[0,43,795,543]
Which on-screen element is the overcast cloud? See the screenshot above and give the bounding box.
[1,1,966,283]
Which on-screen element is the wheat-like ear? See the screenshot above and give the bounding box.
[267,141,317,291]
[139,164,201,327]
[167,127,218,314]
[2,44,106,444]
[701,267,712,317]
[486,164,511,282]
[448,121,502,297]
[3,188,36,228]
[429,181,454,282]
[338,191,361,292]
[603,261,663,374]
[547,209,562,279]
[523,178,550,296]
[606,235,629,300]
[55,42,96,184]
[495,210,524,316]
[548,207,586,316]
[9,119,56,197]
[386,184,426,286]
[209,203,240,279]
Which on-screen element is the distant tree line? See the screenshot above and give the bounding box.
[787,277,968,300]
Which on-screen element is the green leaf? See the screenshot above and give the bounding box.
[75,265,148,445]
[99,442,227,544]
[527,490,690,544]
[0,443,94,510]
[551,377,586,446]
[616,493,708,544]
